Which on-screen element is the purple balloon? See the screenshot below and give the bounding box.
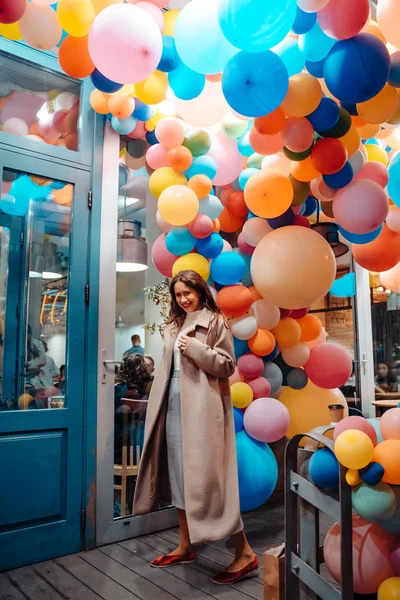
[244,397,290,443]
[268,208,295,229]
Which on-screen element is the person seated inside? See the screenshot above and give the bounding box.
[124,334,145,357]
[375,361,398,394]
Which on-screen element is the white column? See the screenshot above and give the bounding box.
[354,261,375,417]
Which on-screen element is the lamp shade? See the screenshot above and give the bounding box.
[117,220,148,272]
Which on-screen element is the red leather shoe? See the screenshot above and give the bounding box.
[212,556,259,585]
[150,551,196,568]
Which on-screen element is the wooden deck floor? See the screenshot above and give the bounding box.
[0,503,335,600]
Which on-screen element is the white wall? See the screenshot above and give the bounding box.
[114,324,145,362]
[45,333,66,369]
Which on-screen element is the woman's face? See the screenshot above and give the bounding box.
[378,363,389,378]
[174,282,201,313]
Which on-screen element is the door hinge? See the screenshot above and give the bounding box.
[20,232,24,247]
[87,190,93,210]
[85,283,90,304]
[81,509,86,530]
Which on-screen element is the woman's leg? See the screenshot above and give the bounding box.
[168,508,194,555]
[226,530,256,572]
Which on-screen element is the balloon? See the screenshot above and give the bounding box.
[231,382,253,409]
[244,170,293,219]
[380,263,400,292]
[217,285,253,318]
[307,98,340,133]
[111,115,136,135]
[217,0,297,52]
[221,112,249,139]
[281,73,322,118]
[304,343,352,389]
[391,549,400,577]
[297,0,329,11]
[248,329,276,357]
[169,62,206,101]
[248,377,272,400]
[318,0,369,40]
[210,251,245,286]
[292,6,316,35]
[233,407,244,433]
[334,416,378,445]
[254,107,286,135]
[136,2,163,32]
[90,69,122,94]
[354,162,389,189]
[242,217,272,246]
[244,398,289,443]
[226,191,247,218]
[0,0,26,24]
[206,132,243,186]
[149,167,187,198]
[334,429,374,470]
[109,96,135,119]
[198,195,223,220]
[19,2,62,50]
[135,70,168,105]
[158,184,199,227]
[309,448,339,489]
[378,578,400,599]
[373,441,400,485]
[165,228,195,256]
[324,516,396,594]
[88,4,162,84]
[272,36,305,77]
[360,462,385,486]
[91,0,123,14]
[183,129,211,157]
[57,0,95,37]
[381,408,400,441]
[167,146,192,172]
[237,232,255,255]
[282,343,310,368]
[249,129,284,156]
[357,85,399,125]
[250,299,280,330]
[251,226,336,310]
[323,34,390,104]
[188,175,212,199]
[2,118,29,137]
[174,0,235,75]
[236,431,278,512]
[282,118,314,153]
[262,362,283,394]
[172,253,210,281]
[366,144,389,166]
[174,80,229,127]
[196,233,223,259]
[146,144,169,170]
[287,367,308,389]
[377,0,400,48]
[152,233,176,277]
[298,22,336,62]
[352,225,400,272]
[218,208,245,234]
[222,50,289,118]
[0,21,22,39]
[311,138,347,175]
[271,318,301,350]
[237,353,264,379]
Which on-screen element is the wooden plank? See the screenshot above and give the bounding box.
[33,560,104,600]
[78,549,177,600]
[56,554,140,600]
[0,574,29,600]
[6,566,66,600]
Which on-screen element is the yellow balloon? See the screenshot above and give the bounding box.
[345,469,361,487]
[158,184,199,226]
[163,9,180,37]
[91,0,123,15]
[149,167,187,198]
[135,71,169,105]
[172,253,210,282]
[0,21,22,40]
[378,577,400,599]
[365,143,389,166]
[18,394,33,410]
[279,381,348,439]
[57,0,95,37]
[357,84,399,125]
[334,429,374,470]
[230,382,254,409]
[112,84,135,97]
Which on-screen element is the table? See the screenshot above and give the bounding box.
[372,398,400,416]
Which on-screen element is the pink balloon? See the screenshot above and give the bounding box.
[306,328,327,349]
[152,233,176,277]
[381,408,400,440]
[282,117,314,153]
[244,398,289,443]
[333,179,389,234]
[318,0,369,40]
[304,343,352,389]
[207,131,244,186]
[386,207,400,234]
[219,186,234,206]
[229,367,244,386]
[146,144,169,170]
[136,2,164,31]
[333,416,377,445]
[88,4,162,84]
[156,211,174,233]
[237,353,264,379]
[1,92,44,127]
[237,232,255,255]
[155,118,185,148]
[128,0,168,6]
[292,204,302,214]
[354,162,389,188]
[310,177,336,202]
[248,377,271,399]
[127,120,147,139]
[189,214,213,239]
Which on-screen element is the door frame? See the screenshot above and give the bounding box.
[354,262,375,417]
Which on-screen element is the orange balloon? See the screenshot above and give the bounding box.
[167,146,193,172]
[291,156,321,182]
[352,224,400,272]
[362,19,386,44]
[90,89,110,114]
[352,115,366,128]
[188,175,212,198]
[212,218,220,233]
[218,208,244,233]
[206,73,222,82]
[64,132,78,151]
[357,84,399,125]
[297,315,323,342]
[53,184,73,206]
[58,35,95,79]
[357,123,381,138]
[339,127,361,157]
[226,191,248,217]
[217,285,254,318]
[108,95,135,119]
[30,122,41,136]
[248,329,276,356]
[281,73,322,118]
[254,107,286,135]
[249,128,284,155]
[271,317,301,350]
[372,440,400,484]
[248,285,262,303]
[244,170,294,218]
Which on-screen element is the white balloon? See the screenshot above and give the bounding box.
[54,92,77,112]
[174,80,230,127]
[222,240,233,252]
[3,118,29,137]
[282,343,310,368]
[250,299,280,330]
[242,218,272,246]
[231,315,257,340]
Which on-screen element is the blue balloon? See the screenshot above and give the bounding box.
[169,62,206,101]
[146,130,158,145]
[338,225,383,244]
[49,181,66,190]
[298,22,336,62]
[262,362,283,393]
[323,162,354,189]
[309,448,339,489]
[287,368,308,390]
[198,194,223,219]
[166,228,196,256]
[263,342,279,363]
[237,131,253,157]
[292,7,316,35]
[364,138,381,146]
[323,33,390,104]
[305,58,325,78]
[233,249,252,287]
[158,36,180,72]
[111,116,137,135]
[222,51,289,118]
[236,431,278,512]
[341,101,358,116]
[90,69,123,94]
[196,233,223,258]
[303,196,317,217]
[307,97,340,132]
[217,0,297,53]
[389,50,400,88]
[272,36,305,76]
[239,168,259,190]
[234,337,249,359]
[174,0,236,75]
[268,208,294,229]
[185,156,217,180]
[210,252,245,285]
[133,100,155,122]
[359,462,385,487]
[233,408,244,433]
[1,176,48,216]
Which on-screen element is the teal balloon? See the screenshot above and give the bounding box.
[217,0,297,53]
[379,485,400,535]
[298,22,336,62]
[185,156,217,180]
[236,431,278,512]
[352,482,396,523]
[234,407,244,433]
[237,131,253,157]
[198,194,223,219]
[368,418,384,444]
[233,248,252,287]
[287,368,308,390]
[272,37,305,76]
[111,116,137,135]
[388,157,400,206]
[157,36,180,73]
[169,62,205,101]
[1,176,50,217]
[165,228,196,256]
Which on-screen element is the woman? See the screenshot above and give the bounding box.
[134,270,257,585]
[375,361,397,394]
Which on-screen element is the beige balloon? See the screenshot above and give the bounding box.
[19,3,62,50]
[174,80,230,128]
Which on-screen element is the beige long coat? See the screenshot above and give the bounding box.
[133,307,243,544]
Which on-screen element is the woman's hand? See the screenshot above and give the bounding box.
[178,335,191,352]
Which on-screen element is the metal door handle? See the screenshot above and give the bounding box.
[360,354,367,375]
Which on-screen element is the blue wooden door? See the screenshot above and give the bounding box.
[0,151,90,570]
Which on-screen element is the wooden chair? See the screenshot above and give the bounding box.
[114,399,146,516]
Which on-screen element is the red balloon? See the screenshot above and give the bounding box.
[293,214,311,228]
[304,342,352,389]
[0,0,26,24]
[311,138,348,175]
[291,307,309,319]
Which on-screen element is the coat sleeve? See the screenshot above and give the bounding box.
[183,317,236,378]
